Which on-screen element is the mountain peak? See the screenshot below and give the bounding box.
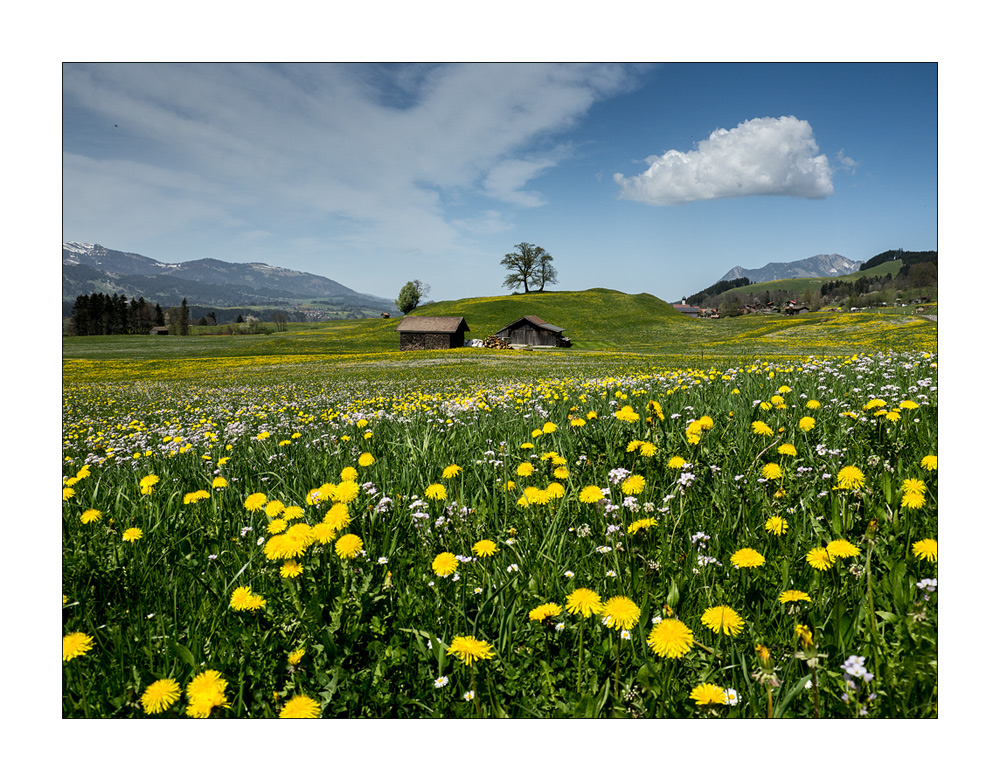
[719,254,858,284]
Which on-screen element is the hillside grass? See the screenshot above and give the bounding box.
[721,261,906,300]
[62,288,937,385]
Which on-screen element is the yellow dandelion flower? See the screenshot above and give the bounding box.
[281,505,304,521]
[578,485,604,504]
[358,452,375,467]
[244,492,268,512]
[621,474,646,495]
[752,421,774,436]
[141,678,181,715]
[432,552,459,577]
[565,588,603,618]
[340,466,358,483]
[287,648,305,666]
[730,548,766,569]
[425,483,447,501]
[63,632,94,662]
[806,399,821,410]
[912,538,937,562]
[442,464,462,479]
[690,682,727,706]
[122,527,143,543]
[185,670,229,718]
[80,508,102,524]
[777,443,797,457]
[553,466,570,479]
[668,456,687,469]
[601,596,640,631]
[267,518,289,535]
[545,482,566,500]
[184,490,211,505]
[529,603,562,622]
[761,463,783,480]
[516,462,535,477]
[63,486,76,501]
[570,417,586,427]
[627,518,658,534]
[835,465,865,490]
[472,539,498,557]
[701,605,744,636]
[764,515,788,535]
[901,491,926,509]
[280,560,304,579]
[447,635,495,666]
[798,416,816,432]
[921,454,937,471]
[139,474,159,495]
[334,481,360,503]
[335,533,363,559]
[312,521,336,545]
[615,406,640,423]
[542,421,558,434]
[826,539,860,559]
[279,694,321,718]
[647,618,694,658]
[212,476,228,490]
[230,586,266,612]
[323,502,351,531]
[806,546,832,571]
[779,590,811,603]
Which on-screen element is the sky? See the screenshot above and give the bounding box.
[62,62,938,304]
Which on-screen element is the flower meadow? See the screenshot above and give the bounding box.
[62,352,937,717]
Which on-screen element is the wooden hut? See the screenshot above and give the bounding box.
[493,315,570,348]
[396,316,470,351]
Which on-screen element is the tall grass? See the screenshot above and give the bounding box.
[63,352,937,717]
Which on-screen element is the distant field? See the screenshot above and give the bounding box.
[62,288,937,385]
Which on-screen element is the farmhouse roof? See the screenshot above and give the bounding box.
[395,316,469,334]
[499,315,565,333]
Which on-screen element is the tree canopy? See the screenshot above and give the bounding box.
[501,242,557,294]
[396,280,430,314]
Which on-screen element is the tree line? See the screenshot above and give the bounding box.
[69,293,197,336]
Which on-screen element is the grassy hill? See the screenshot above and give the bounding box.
[410,288,688,349]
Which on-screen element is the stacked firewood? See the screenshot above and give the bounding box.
[482,335,512,349]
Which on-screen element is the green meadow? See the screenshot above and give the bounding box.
[61,290,938,718]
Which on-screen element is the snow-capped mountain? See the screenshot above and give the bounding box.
[62,242,396,312]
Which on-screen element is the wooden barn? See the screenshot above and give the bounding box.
[494,315,571,348]
[396,316,470,351]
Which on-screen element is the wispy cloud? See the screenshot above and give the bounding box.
[63,63,636,258]
[613,116,834,205]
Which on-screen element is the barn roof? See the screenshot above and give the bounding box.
[499,315,565,333]
[395,316,469,333]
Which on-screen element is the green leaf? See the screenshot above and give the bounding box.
[773,674,811,718]
[167,638,196,669]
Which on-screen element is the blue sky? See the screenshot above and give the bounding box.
[62,62,937,304]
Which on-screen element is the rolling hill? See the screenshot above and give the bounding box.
[408,288,689,349]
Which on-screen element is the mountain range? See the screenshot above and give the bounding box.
[718,254,859,284]
[62,242,398,317]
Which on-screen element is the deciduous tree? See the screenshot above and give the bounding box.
[501,242,555,294]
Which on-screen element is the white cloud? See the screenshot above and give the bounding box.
[836,149,859,172]
[613,116,834,205]
[63,63,635,260]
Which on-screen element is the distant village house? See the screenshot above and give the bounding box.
[396,316,470,351]
[493,315,570,348]
[149,326,169,335]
